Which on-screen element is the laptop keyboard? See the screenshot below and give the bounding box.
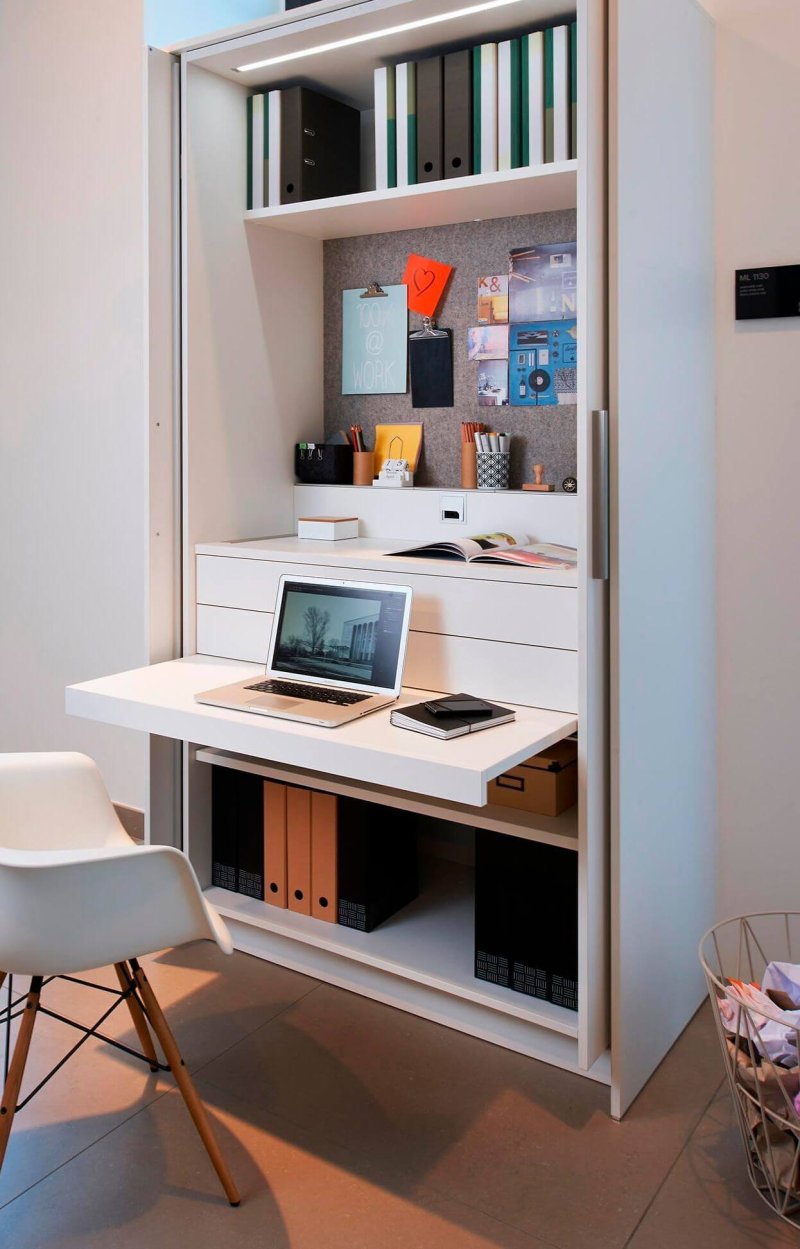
[245,679,370,707]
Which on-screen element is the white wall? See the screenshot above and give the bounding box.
[710,2,800,916]
[0,0,149,808]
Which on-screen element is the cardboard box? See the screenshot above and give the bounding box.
[487,739,577,817]
[297,515,359,540]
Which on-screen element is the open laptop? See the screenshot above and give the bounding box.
[195,574,413,728]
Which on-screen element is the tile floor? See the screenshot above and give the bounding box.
[0,943,794,1248]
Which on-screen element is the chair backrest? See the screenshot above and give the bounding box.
[0,752,128,852]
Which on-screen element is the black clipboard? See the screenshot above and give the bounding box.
[409,318,454,408]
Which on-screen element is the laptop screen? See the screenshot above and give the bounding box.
[268,579,410,692]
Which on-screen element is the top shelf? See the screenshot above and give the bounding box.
[185,0,578,106]
[244,161,577,240]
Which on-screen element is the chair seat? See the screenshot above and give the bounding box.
[0,751,240,1204]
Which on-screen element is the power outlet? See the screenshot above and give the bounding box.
[440,493,466,524]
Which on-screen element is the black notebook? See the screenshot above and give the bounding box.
[390,694,515,739]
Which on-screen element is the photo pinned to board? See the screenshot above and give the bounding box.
[509,321,577,406]
[508,242,577,323]
[477,274,509,324]
[477,359,509,407]
[468,324,509,361]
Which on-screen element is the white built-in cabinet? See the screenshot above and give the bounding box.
[140,0,715,1117]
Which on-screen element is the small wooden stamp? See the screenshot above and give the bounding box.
[522,464,554,492]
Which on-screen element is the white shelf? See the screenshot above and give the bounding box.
[223,909,609,1081]
[196,746,579,851]
[66,656,577,806]
[244,162,577,240]
[196,535,579,589]
[205,860,579,1037]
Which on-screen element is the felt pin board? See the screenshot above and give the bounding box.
[325,211,578,488]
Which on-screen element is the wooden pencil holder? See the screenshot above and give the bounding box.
[461,443,477,489]
[353,450,374,486]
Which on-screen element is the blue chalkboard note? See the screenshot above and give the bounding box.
[342,285,408,395]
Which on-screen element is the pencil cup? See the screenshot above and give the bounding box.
[477,451,510,490]
[353,450,374,486]
[461,443,478,489]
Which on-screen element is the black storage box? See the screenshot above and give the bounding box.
[337,797,419,932]
[295,443,353,485]
[211,767,265,900]
[475,831,578,1011]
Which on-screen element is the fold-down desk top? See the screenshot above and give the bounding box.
[66,656,577,807]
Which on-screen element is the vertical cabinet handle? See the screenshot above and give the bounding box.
[591,409,609,581]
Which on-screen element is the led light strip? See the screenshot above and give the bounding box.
[235,0,529,72]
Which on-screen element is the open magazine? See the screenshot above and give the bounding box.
[388,533,577,569]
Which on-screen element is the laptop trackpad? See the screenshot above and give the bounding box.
[250,694,305,712]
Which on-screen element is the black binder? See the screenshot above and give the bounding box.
[211,767,264,899]
[511,841,578,1011]
[235,771,265,900]
[443,49,473,178]
[211,767,238,893]
[475,829,512,987]
[474,832,578,1010]
[337,797,418,931]
[280,86,360,204]
[415,56,444,183]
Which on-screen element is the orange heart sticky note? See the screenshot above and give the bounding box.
[402,253,453,318]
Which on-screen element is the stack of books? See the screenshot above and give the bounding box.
[373,19,577,190]
[390,694,516,740]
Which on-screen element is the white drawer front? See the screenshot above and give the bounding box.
[197,605,272,665]
[196,605,578,714]
[196,555,577,651]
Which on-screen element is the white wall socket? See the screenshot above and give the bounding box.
[440,493,466,524]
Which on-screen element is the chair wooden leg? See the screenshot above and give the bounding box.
[114,963,160,1072]
[129,960,240,1206]
[0,976,42,1174]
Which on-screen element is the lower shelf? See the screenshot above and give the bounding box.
[196,747,578,851]
[213,904,610,1085]
[205,861,578,1038]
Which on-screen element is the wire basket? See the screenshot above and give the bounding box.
[699,913,800,1227]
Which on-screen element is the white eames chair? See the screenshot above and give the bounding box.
[0,752,240,1205]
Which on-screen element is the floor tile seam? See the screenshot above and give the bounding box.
[0,1084,174,1215]
[618,1075,726,1249]
[417,1071,729,1249]
[0,981,324,1215]
[188,979,324,1078]
[192,1071,565,1249]
[192,1066,395,1169]
[412,1176,568,1249]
